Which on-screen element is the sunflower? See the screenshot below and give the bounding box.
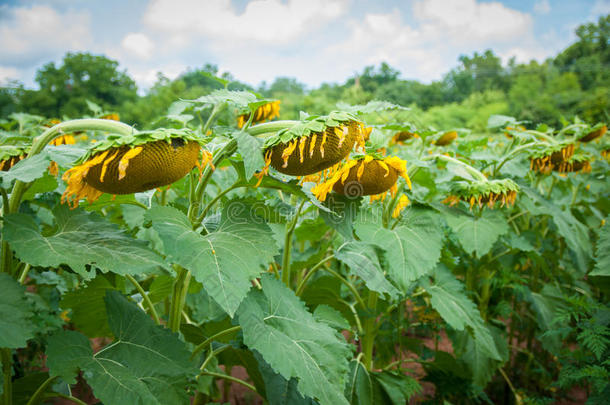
[0,147,27,171]
[392,131,418,144]
[237,100,281,128]
[579,124,606,143]
[256,112,365,183]
[100,113,120,121]
[443,178,518,209]
[61,129,206,207]
[553,153,592,174]
[529,141,576,174]
[311,155,411,202]
[433,131,458,146]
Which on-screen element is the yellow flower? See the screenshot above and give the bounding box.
[392,194,410,218]
[579,125,606,143]
[391,131,418,144]
[50,134,76,146]
[311,155,411,202]
[0,154,25,171]
[237,100,281,128]
[530,143,575,174]
[443,179,518,210]
[62,138,203,208]
[101,113,120,121]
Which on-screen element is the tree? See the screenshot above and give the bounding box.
[20,52,138,118]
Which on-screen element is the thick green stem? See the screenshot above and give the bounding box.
[25,376,58,405]
[282,200,305,288]
[245,120,298,137]
[125,275,160,325]
[2,349,12,405]
[17,264,31,284]
[169,266,191,333]
[362,291,378,371]
[433,154,488,182]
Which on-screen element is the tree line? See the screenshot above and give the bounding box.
[1,15,608,129]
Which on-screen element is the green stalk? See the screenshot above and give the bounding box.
[295,255,335,296]
[41,393,87,405]
[433,154,488,182]
[191,326,242,359]
[362,291,378,371]
[282,200,305,288]
[245,120,298,137]
[199,371,258,394]
[168,266,191,333]
[125,275,160,325]
[1,349,12,405]
[25,376,58,405]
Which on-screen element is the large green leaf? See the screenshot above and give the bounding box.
[60,275,115,337]
[424,267,501,361]
[0,273,35,348]
[344,360,373,405]
[234,130,264,179]
[194,89,257,108]
[147,204,278,316]
[0,153,51,187]
[335,241,399,299]
[444,210,509,257]
[255,352,318,405]
[372,371,421,404]
[237,275,351,405]
[355,210,443,291]
[47,291,197,405]
[591,217,610,276]
[3,206,167,279]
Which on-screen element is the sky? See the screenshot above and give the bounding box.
[0,0,609,91]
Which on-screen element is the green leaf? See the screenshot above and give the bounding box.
[60,275,115,337]
[313,304,351,330]
[344,360,373,405]
[0,153,51,187]
[237,274,351,405]
[591,217,610,276]
[194,89,257,108]
[355,210,443,291]
[147,204,278,316]
[335,241,399,299]
[319,194,361,240]
[3,206,167,279]
[255,352,317,405]
[47,291,197,405]
[444,210,509,257]
[425,267,501,361]
[372,371,421,404]
[21,173,58,201]
[234,130,264,179]
[487,115,516,129]
[0,273,35,348]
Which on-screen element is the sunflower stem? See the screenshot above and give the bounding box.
[281,199,305,288]
[295,255,335,296]
[199,371,258,395]
[201,103,225,136]
[125,274,160,325]
[245,120,299,137]
[362,290,378,371]
[25,376,58,405]
[191,326,242,360]
[433,154,488,182]
[169,266,191,333]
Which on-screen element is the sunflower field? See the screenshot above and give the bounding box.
[0,89,608,405]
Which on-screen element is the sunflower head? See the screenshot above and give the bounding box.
[529,141,576,174]
[259,111,364,178]
[579,124,606,143]
[392,131,418,144]
[433,131,458,146]
[61,129,205,207]
[443,178,519,209]
[553,153,592,174]
[237,100,281,128]
[0,146,27,171]
[311,154,411,202]
[100,113,120,121]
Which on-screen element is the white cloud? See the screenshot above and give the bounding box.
[591,0,610,15]
[413,0,533,44]
[534,0,551,15]
[121,33,155,60]
[143,0,348,45]
[0,4,92,66]
[0,66,20,86]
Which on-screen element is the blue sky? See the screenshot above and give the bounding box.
[1,0,608,91]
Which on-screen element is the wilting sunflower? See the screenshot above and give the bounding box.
[62,129,208,207]
[391,131,418,144]
[529,141,576,174]
[579,124,607,143]
[433,131,458,146]
[237,100,281,128]
[553,153,592,174]
[0,146,27,171]
[443,178,519,209]
[256,111,365,183]
[311,155,411,202]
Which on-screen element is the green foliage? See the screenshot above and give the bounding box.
[0,274,35,348]
[444,210,509,257]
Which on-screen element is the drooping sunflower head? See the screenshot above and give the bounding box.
[579,124,606,143]
[237,100,281,128]
[391,131,418,144]
[553,153,593,174]
[61,129,207,207]
[311,154,411,202]
[0,146,28,171]
[433,131,458,146]
[529,140,576,174]
[257,112,365,181]
[443,178,519,209]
